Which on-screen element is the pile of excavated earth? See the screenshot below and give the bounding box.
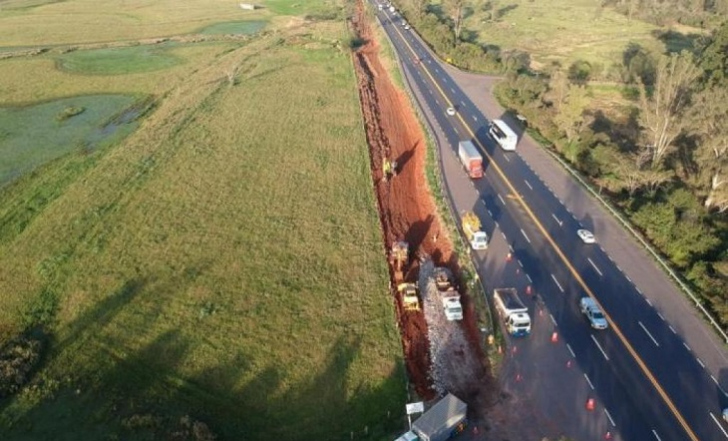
[349,0,496,413]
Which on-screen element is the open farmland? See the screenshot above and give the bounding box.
[0,1,406,439]
[452,0,670,70]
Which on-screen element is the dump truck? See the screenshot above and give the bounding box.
[461,211,488,250]
[441,289,463,321]
[398,283,420,312]
[457,140,483,179]
[493,288,531,336]
[409,393,467,441]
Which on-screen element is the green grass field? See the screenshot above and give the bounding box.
[57,45,184,75]
[0,1,405,439]
[453,0,667,69]
[199,20,267,35]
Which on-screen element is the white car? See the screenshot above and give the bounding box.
[404,24,411,30]
[446,107,456,116]
[580,297,608,330]
[577,229,595,244]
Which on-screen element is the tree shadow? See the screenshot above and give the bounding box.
[651,29,704,55]
[587,109,640,154]
[497,3,519,17]
[459,28,480,44]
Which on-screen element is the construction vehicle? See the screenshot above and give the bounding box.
[493,288,531,336]
[458,140,483,179]
[441,289,463,321]
[461,212,488,250]
[382,156,398,182]
[433,267,453,291]
[398,283,420,312]
[390,241,409,283]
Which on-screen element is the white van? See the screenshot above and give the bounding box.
[489,119,518,151]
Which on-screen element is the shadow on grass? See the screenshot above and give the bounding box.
[2,320,406,441]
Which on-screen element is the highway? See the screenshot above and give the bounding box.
[370,2,728,440]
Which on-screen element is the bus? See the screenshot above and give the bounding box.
[488,119,518,151]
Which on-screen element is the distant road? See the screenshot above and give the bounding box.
[371,2,728,440]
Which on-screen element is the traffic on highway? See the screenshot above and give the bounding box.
[371,2,728,440]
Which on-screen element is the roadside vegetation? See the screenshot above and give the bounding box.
[393,0,728,327]
[0,0,406,439]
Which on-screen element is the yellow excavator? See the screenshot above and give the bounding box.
[390,241,409,283]
[398,283,420,312]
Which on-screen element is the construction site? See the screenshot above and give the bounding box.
[349,0,497,423]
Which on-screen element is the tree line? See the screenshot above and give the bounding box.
[391,0,728,327]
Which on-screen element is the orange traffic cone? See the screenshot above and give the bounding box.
[566,360,573,368]
[586,398,596,411]
[551,332,559,343]
[604,431,613,440]
[526,285,532,295]
[511,346,518,354]
[515,373,522,382]
[506,252,512,262]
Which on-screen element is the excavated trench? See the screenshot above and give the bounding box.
[349,0,493,404]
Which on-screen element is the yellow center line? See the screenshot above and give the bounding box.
[385,14,700,441]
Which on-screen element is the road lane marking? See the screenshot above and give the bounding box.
[524,179,533,190]
[472,115,477,122]
[709,412,728,438]
[549,314,557,326]
[551,274,564,292]
[658,312,665,321]
[520,229,531,243]
[592,335,610,361]
[605,408,616,427]
[551,213,563,226]
[697,358,705,368]
[646,297,653,306]
[518,259,523,267]
[711,375,719,386]
[460,100,465,106]
[501,232,507,240]
[587,258,603,276]
[503,154,511,162]
[636,287,643,295]
[487,209,492,217]
[652,430,662,441]
[626,275,633,283]
[450,87,455,93]
[639,321,660,347]
[390,26,699,441]
[497,194,505,205]
[526,274,532,283]
[683,342,691,352]
[567,343,575,357]
[584,373,595,390]
[669,325,677,334]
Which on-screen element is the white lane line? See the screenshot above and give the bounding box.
[710,412,728,438]
[711,375,719,386]
[497,194,505,205]
[626,275,633,283]
[517,260,524,268]
[524,180,533,190]
[549,314,557,326]
[551,213,563,226]
[605,408,616,427]
[461,100,465,106]
[487,209,492,217]
[503,154,511,162]
[652,430,663,441]
[501,232,507,240]
[591,335,610,361]
[646,297,653,306]
[520,229,531,244]
[450,87,455,93]
[587,258,603,277]
[551,274,564,293]
[683,342,691,352]
[636,287,644,295]
[526,274,532,283]
[697,358,705,368]
[427,88,432,95]
[639,321,660,347]
[657,312,665,321]
[669,325,677,334]
[584,373,595,390]
[472,115,477,122]
[566,343,575,357]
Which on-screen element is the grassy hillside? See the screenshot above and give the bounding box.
[0,1,405,439]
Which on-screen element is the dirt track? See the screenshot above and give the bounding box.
[350,0,496,409]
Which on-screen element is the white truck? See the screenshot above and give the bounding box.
[488,119,518,151]
[397,393,466,441]
[493,288,531,336]
[441,289,463,321]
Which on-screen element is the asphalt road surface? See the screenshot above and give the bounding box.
[370,2,728,440]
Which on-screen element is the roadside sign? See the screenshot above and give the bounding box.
[406,402,424,415]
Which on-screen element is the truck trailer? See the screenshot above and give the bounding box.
[457,140,483,179]
[411,393,467,441]
[488,119,518,151]
[493,288,531,336]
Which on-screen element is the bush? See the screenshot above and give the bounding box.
[0,334,44,398]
